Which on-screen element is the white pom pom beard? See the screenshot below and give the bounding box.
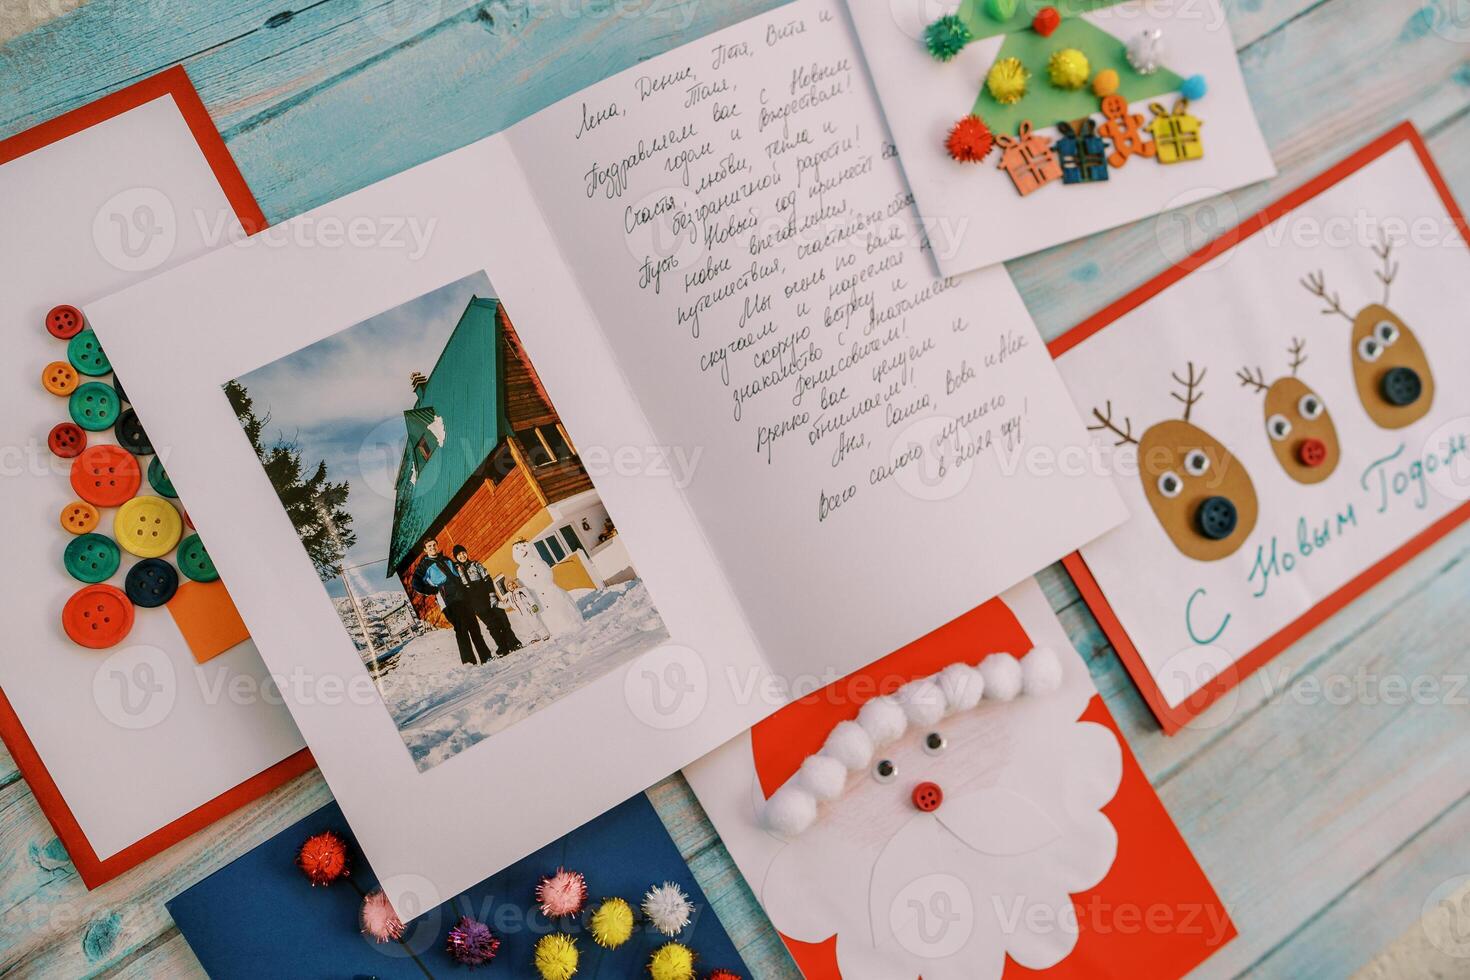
[758,692,1123,980]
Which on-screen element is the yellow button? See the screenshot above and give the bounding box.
[113,495,183,559]
[42,360,79,396]
[60,499,100,535]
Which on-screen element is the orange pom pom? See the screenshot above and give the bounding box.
[946,115,994,163]
[296,830,349,886]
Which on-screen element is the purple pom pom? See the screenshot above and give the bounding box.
[445,915,501,966]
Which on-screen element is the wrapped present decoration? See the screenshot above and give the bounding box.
[1148,98,1204,163]
[995,120,1063,196]
[1056,118,1110,184]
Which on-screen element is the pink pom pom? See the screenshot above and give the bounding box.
[535,867,589,918]
[446,915,501,966]
[359,889,404,943]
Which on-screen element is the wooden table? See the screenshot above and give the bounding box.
[3,0,1468,975]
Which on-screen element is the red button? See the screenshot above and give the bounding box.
[62,584,135,649]
[1298,438,1328,468]
[46,304,85,340]
[70,445,142,507]
[912,781,944,813]
[48,422,88,459]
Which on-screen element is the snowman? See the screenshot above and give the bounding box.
[511,540,584,638]
[756,647,1123,980]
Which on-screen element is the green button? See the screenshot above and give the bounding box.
[177,534,218,582]
[147,456,177,498]
[64,533,121,584]
[66,329,111,377]
[68,382,120,431]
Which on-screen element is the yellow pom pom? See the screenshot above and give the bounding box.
[1048,48,1090,90]
[1092,68,1120,97]
[590,897,635,949]
[534,933,580,980]
[648,942,696,980]
[986,57,1030,105]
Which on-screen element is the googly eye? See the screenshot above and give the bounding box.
[1357,336,1383,363]
[923,732,947,756]
[1375,320,1400,346]
[1183,449,1210,477]
[873,759,897,784]
[1157,471,1184,498]
[1267,413,1292,441]
[1298,393,1324,420]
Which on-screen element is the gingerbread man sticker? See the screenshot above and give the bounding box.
[1090,363,1259,562]
[1300,234,1435,430]
[1237,338,1341,485]
[1096,94,1156,169]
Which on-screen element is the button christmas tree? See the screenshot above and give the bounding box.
[932,0,1185,137]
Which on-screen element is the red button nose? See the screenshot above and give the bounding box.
[1298,438,1328,468]
[912,781,943,813]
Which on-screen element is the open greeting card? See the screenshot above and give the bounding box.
[1054,124,1470,731]
[0,69,309,887]
[168,793,748,979]
[87,0,1126,915]
[684,577,1233,979]
[844,0,1276,276]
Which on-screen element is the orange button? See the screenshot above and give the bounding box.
[42,361,79,396]
[60,500,100,535]
[45,304,84,340]
[70,445,142,507]
[62,584,135,649]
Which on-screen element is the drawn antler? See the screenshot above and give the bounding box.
[1236,366,1268,393]
[1171,362,1206,422]
[1287,337,1307,376]
[1088,400,1139,446]
[1300,271,1353,322]
[1373,233,1398,306]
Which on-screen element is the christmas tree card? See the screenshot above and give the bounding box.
[84,0,1126,920]
[845,0,1276,276]
[1053,124,1470,732]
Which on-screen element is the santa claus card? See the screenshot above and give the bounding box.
[0,69,309,887]
[843,0,1275,276]
[83,0,1125,919]
[684,577,1232,978]
[1053,124,1470,732]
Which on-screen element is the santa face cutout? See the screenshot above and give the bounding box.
[1301,236,1435,430]
[1091,364,1259,562]
[1238,339,1341,484]
[757,648,1123,980]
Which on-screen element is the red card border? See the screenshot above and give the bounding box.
[1049,123,1470,734]
[0,66,312,888]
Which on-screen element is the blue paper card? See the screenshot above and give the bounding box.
[168,793,748,978]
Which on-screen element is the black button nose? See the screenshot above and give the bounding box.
[1380,366,1422,407]
[1196,496,1238,540]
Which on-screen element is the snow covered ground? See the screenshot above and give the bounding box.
[374,580,669,771]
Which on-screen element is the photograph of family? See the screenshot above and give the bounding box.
[227,271,670,771]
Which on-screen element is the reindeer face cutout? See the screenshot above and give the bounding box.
[1091,364,1259,562]
[1301,236,1435,430]
[1239,339,1340,484]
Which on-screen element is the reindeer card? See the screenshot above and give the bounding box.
[1053,125,1470,732]
[684,578,1234,980]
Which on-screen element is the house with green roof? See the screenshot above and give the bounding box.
[387,296,633,627]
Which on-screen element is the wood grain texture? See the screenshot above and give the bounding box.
[3,0,1468,976]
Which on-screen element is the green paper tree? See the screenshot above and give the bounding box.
[953,0,1184,135]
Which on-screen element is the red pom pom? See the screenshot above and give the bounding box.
[706,971,744,980]
[296,830,349,886]
[1033,6,1061,36]
[945,115,995,163]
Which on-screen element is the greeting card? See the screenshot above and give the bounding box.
[1053,125,1470,731]
[844,0,1276,276]
[85,0,1125,915]
[0,68,308,887]
[684,577,1232,978]
[168,793,748,979]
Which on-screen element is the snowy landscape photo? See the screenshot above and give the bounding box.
[227,272,670,771]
